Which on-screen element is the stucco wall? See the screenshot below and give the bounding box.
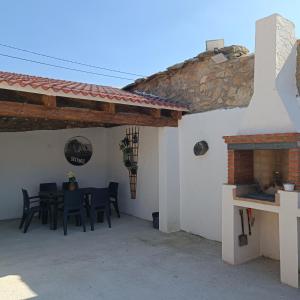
[179,108,246,241]
[107,126,159,221]
[0,125,159,222]
[0,127,108,220]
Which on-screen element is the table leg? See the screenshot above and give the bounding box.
[41,202,48,224]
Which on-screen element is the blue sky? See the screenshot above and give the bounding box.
[0,1,299,87]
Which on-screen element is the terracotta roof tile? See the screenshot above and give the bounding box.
[0,71,188,111]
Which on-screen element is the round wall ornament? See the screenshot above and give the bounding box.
[64,136,93,166]
[193,141,209,156]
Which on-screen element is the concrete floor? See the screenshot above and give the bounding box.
[0,215,299,300]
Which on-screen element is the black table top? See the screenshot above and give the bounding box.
[39,187,100,198]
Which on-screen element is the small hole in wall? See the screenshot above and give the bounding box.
[193,141,209,156]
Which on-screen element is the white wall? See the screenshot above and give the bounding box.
[158,127,180,233]
[0,125,160,222]
[259,211,280,260]
[107,126,159,221]
[0,127,108,220]
[239,14,300,134]
[179,108,246,241]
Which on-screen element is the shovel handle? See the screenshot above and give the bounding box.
[239,209,245,234]
[247,208,252,235]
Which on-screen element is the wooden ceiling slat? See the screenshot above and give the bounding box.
[0,101,178,127]
[42,95,56,108]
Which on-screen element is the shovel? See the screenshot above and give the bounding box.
[239,209,248,247]
[246,208,252,236]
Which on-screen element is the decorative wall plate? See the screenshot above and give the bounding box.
[193,141,209,156]
[64,136,93,166]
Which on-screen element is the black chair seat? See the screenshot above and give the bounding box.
[90,188,111,230]
[39,182,58,225]
[19,189,43,233]
[62,190,86,235]
[108,182,120,218]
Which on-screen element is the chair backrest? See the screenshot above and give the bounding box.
[108,182,118,199]
[63,189,84,211]
[91,188,109,208]
[62,181,79,191]
[40,182,58,193]
[22,189,30,210]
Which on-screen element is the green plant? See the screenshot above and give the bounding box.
[119,137,138,173]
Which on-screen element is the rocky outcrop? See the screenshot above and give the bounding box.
[125,43,300,113]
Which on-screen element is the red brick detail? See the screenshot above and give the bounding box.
[227,150,254,184]
[223,133,300,144]
[288,148,300,189]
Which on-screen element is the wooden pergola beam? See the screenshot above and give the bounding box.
[103,103,116,113]
[42,95,56,108]
[170,110,182,120]
[0,101,178,127]
[150,108,161,118]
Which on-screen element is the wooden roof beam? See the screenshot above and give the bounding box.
[150,108,161,118]
[42,95,56,108]
[0,101,178,127]
[102,102,116,113]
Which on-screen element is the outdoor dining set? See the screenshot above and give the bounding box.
[19,181,120,235]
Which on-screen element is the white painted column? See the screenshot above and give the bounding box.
[158,127,180,233]
[222,185,237,264]
[278,191,299,288]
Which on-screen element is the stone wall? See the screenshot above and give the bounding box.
[125,43,300,113]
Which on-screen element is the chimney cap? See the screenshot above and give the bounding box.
[206,39,224,51]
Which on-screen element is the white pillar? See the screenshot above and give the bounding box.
[278,191,299,288]
[158,127,180,233]
[222,185,236,264]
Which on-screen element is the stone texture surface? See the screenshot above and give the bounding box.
[125,43,300,113]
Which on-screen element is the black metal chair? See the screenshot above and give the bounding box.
[62,190,86,235]
[40,182,58,193]
[90,188,111,231]
[62,182,79,191]
[108,182,120,218]
[39,182,58,224]
[19,189,41,233]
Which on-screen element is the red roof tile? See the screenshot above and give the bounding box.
[0,71,188,111]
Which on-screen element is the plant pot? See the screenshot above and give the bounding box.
[152,212,159,229]
[283,183,295,191]
[68,182,77,191]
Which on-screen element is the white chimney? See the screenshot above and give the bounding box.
[239,14,300,134]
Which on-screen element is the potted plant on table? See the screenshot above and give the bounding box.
[67,171,77,191]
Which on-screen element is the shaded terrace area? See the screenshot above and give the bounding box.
[0,70,186,228]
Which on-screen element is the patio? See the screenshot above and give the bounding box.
[0,215,299,300]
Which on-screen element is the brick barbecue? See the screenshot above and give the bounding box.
[224,133,300,194]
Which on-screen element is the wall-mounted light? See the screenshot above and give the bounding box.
[193,141,209,156]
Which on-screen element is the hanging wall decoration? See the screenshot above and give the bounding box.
[193,141,209,156]
[119,127,140,199]
[65,136,93,166]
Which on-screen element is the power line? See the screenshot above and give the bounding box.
[0,42,144,77]
[0,52,135,81]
